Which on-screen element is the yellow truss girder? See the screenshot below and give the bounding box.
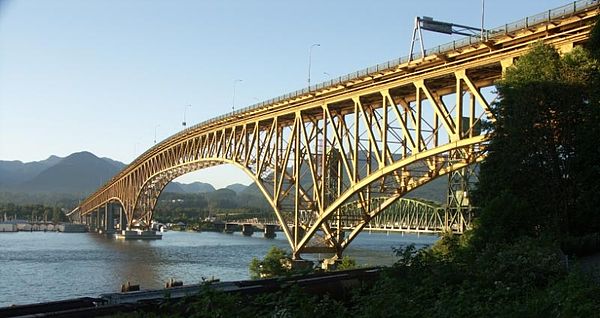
[78,4,598,259]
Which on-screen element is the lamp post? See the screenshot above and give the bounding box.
[182,104,192,128]
[308,43,320,89]
[232,79,243,111]
[481,0,486,40]
[134,142,140,156]
[154,125,160,144]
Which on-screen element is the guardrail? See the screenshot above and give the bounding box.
[184,0,599,139]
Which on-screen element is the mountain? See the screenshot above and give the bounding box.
[179,182,215,193]
[163,183,186,193]
[101,157,127,170]
[0,150,450,205]
[225,183,248,194]
[15,151,124,194]
[404,177,447,203]
[162,182,215,194]
[0,155,63,186]
[1,152,237,197]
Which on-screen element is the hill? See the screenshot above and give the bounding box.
[0,151,451,206]
[180,182,216,193]
[16,151,124,194]
[0,155,62,186]
[225,183,248,194]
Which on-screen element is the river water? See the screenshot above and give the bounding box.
[0,230,437,307]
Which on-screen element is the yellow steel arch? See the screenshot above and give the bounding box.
[77,2,599,260]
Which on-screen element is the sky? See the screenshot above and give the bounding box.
[0,0,574,189]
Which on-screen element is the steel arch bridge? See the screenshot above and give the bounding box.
[74,1,599,260]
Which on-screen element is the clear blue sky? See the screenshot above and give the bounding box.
[0,0,572,188]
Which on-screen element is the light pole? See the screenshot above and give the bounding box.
[232,79,243,111]
[182,104,192,128]
[308,43,320,89]
[481,0,486,40]
[154,125,160,144]
[134,142,141,156]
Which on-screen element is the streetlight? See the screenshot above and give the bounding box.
[308,43,320,89]
[481,0,485,40]
[133,142,141,156]
[182,104,192,128]
[154,125,160,144]
[232,79,243,111]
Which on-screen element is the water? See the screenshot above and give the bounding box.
[0,230,437,307]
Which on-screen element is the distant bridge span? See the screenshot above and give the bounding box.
[75,1,599,259]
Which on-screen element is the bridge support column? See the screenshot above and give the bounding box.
[96,208,102,232]
[242,224,254,237]
[445,163,477,233]
[118,206,126,231]
[98,206,105,233]
[104,204,115,235]
[263,224,276,239]
[224,223,236,234]
[321,258,342,271]
[93,209,99,232]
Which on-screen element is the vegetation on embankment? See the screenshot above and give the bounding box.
[115,19,600,317]
[0,202,69,223]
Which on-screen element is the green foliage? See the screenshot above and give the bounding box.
[336,256,357,270]
[472,42,600,248]
[123,284,350,318]
[154,190,272,224]
[429,231,463,261]
[252,286,350,318]
[0,202,68,222]
[249,246,293,279]
[587,16,600,60]
[355,238,600,317]
[0,191,80,207]
[176,285,242,318]
[126,239,600,318]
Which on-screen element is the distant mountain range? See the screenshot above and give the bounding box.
[0,151,448,204]
[0,151,229,196]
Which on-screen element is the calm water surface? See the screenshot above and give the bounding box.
[0,230,437,306]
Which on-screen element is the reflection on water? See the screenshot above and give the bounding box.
[0,230,437,306]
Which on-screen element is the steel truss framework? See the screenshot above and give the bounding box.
[228,197,445,234]
[338,197,445,234]
[77,5,598,259]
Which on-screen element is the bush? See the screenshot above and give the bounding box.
[249,246,294,279]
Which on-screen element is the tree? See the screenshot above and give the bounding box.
[472,41,600,248]
[249,246,293,279]
[587,16,600,60]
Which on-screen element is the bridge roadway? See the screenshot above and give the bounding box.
[72,1,600,261]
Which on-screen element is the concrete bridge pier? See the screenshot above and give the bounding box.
[98,207,105,233]
[103,203,115,235]
[92,209,100,232]
[118,206,127,231]
[242,224,254,236]
[223,223,237,234]
[263,224,276,239]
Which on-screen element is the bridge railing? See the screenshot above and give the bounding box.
[182,0,598,137]
[90,0,599,202]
